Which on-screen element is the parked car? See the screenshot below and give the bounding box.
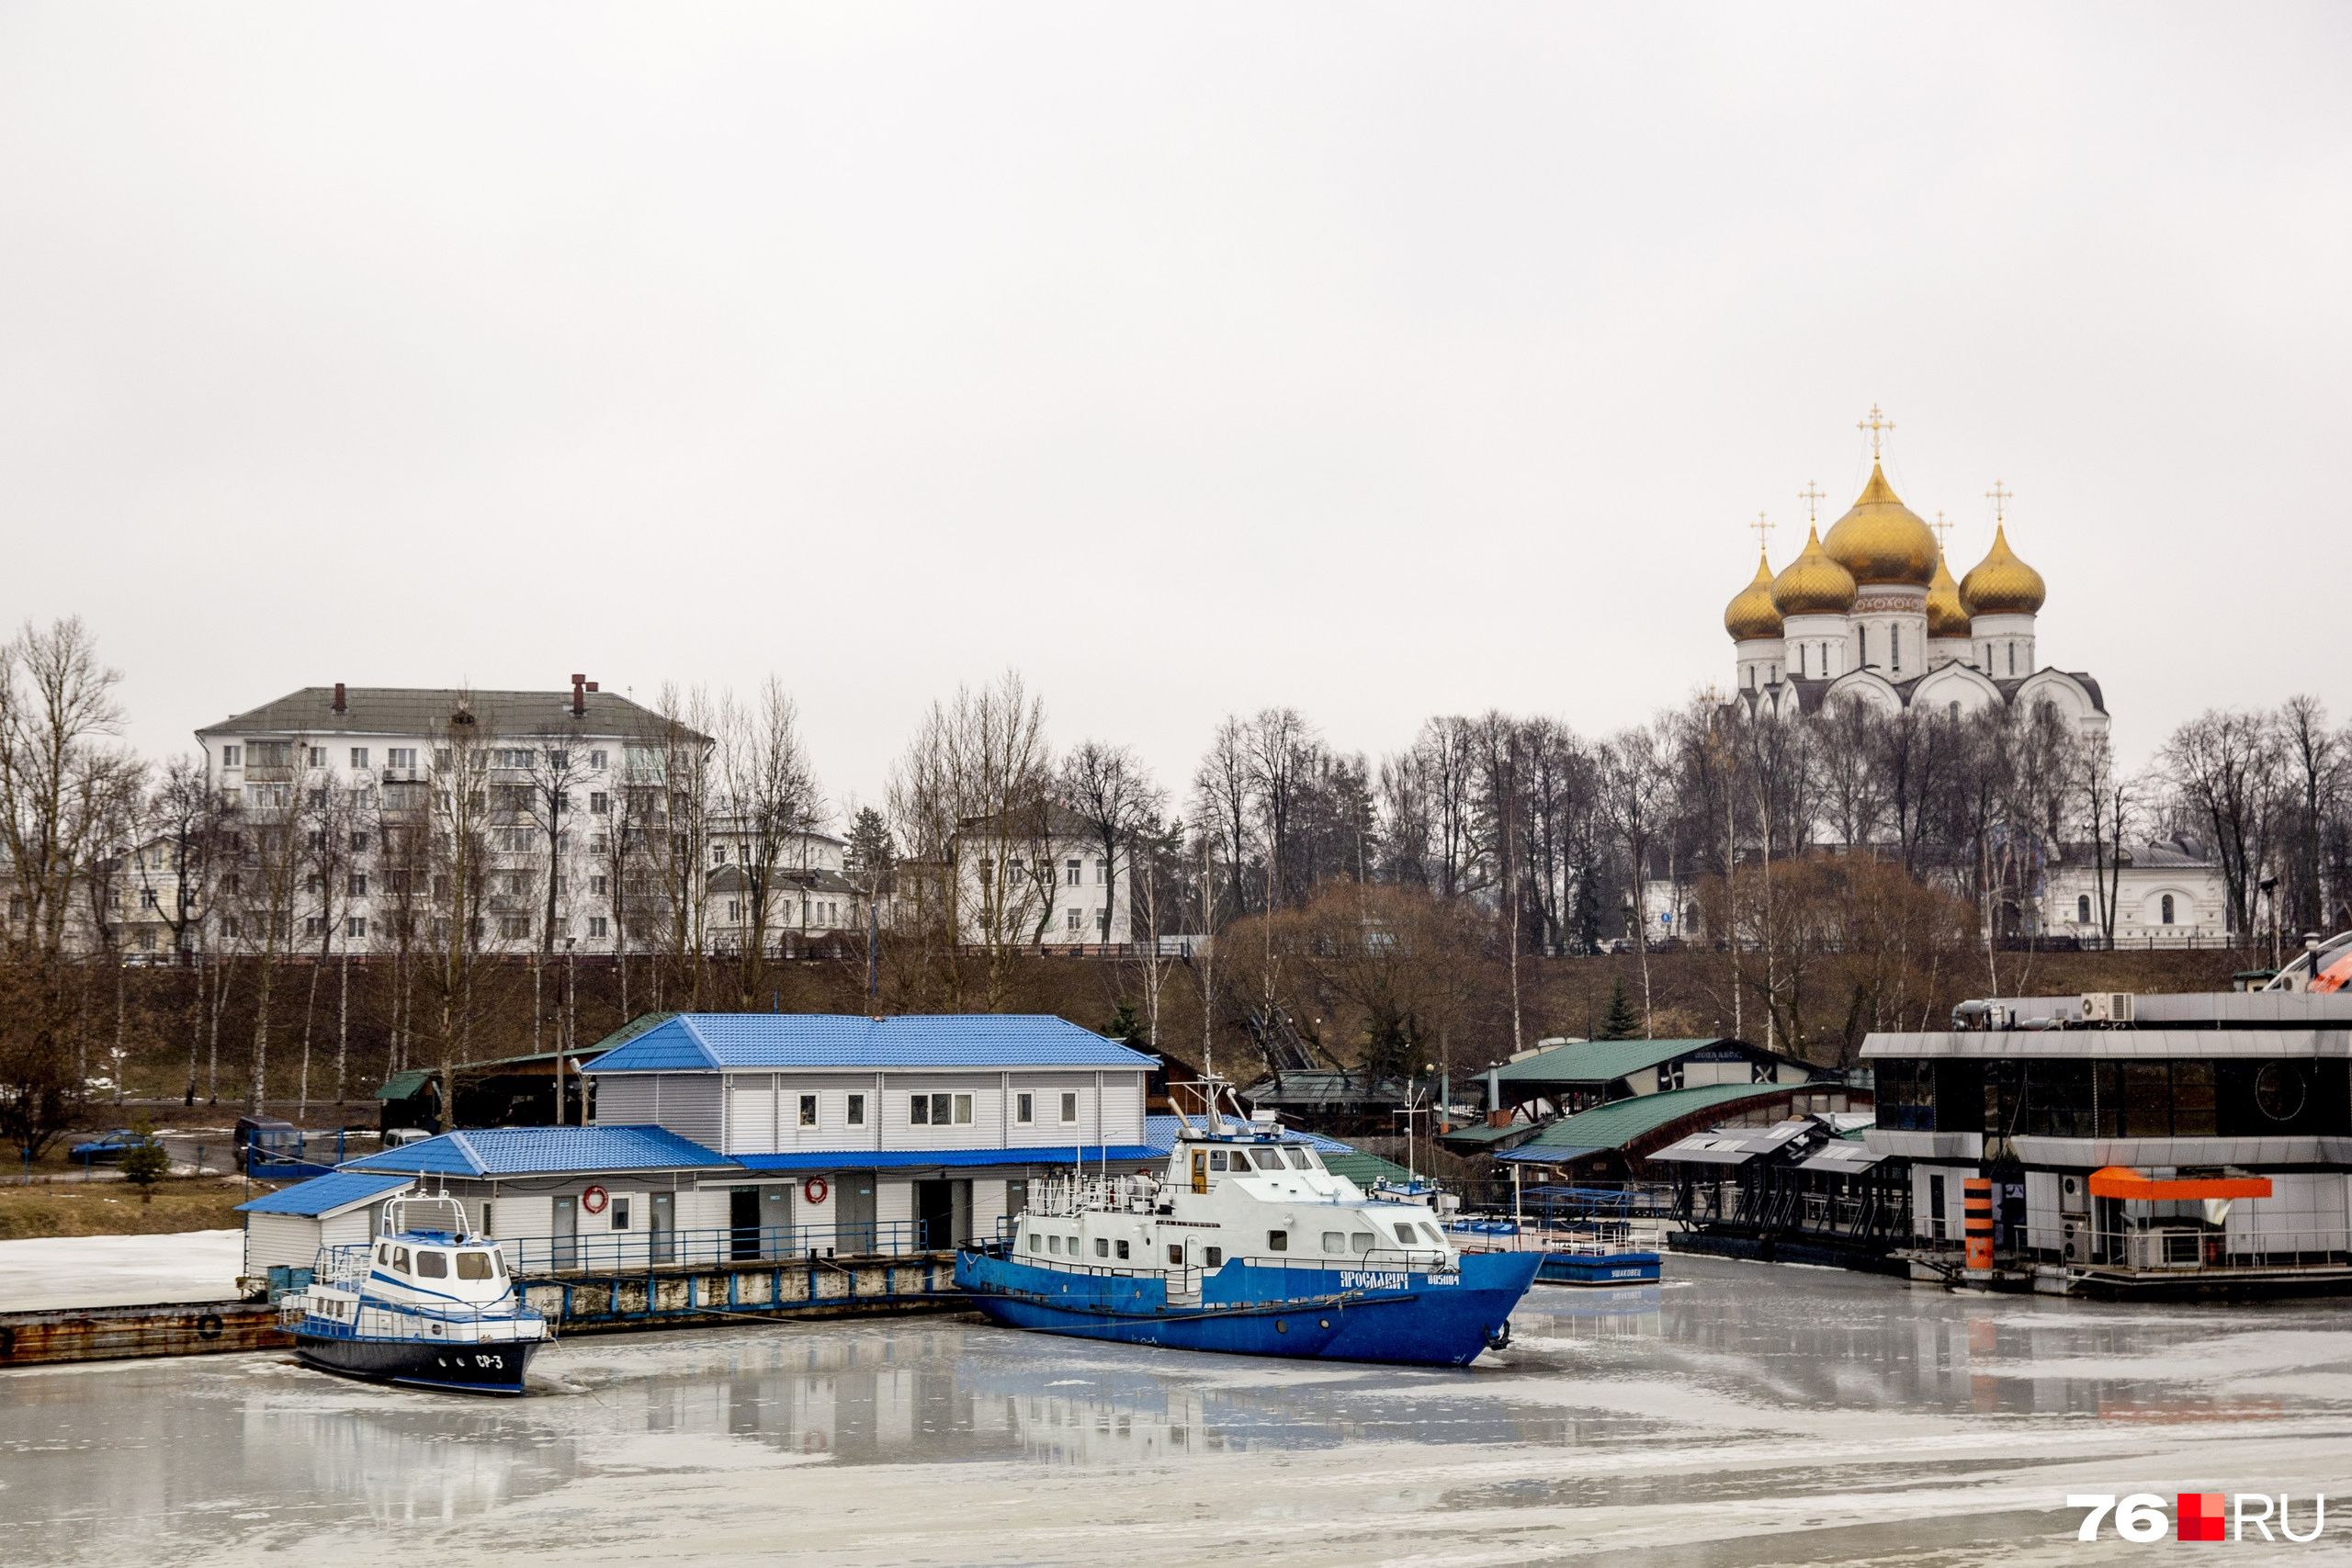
[233,1114,296,1172]
[69,1129,142,1165]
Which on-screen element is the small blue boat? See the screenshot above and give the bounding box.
[956,1107,1539,1367]
[1442,1217,1664,1286]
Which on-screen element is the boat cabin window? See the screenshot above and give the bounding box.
[1167,1243,1182,1265]
[1047,1235,1061,1254]
[1204,1247,1223,1268]
[456,1251,495,1280]
[1393,1224,1419,1247]
[1421,1224,1446,1247]
[1350,1233,1374,1254]
[1209,1151,1228,1171]
[1115,1239,1130,1260]
[414,1250,448,1279]
[391,1247,411,1274]
[376,1244,389,1265]
[1286,1149,1313,1170]
[1322,1232,1344,1254]
[1027,1233,1043,1255]
[1067,1235,1079,1257]
[1267,1230,1288,1252]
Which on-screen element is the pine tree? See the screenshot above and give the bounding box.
[1598,976,1640,1041]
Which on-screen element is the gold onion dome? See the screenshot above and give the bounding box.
[1960,524,2046,615]
[1822,462,1939,587]
[1724,550,1783,641]
[1926,550,1972,637]
[1770,525,1857,616]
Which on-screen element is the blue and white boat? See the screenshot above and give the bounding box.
[955,1102,1539,1366]
[281,1196,550,1395]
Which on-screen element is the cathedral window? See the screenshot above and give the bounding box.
[2161,894,2176,926]
[2078,895,2091,924]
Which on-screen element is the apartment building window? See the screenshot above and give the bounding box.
[305,917,326,936]
[712,846,728,865]
[499,916,529,940]
[388,748,416,771]
[350,748,369,769]
[220,745,241,767]
[590,792,609,816]
[1095,859,1108,885]
[140,888,156,909]
[348,874,368,897]
[1059,1091,1078,1124]
[345,917,367,939]
[588,916,608,939]
[590,875,607,897]
[846,1093,865,1126]
[251,741,291,768]
[589,750,607,771]
[433,749,451,770]
[1066,859,1081,886]
[1066,908,1081,933]
[306,747,325,767]
[727,900,742,921]
[1015,1092,1034,1124]
[306,874,323,896]
[351,832,368,852]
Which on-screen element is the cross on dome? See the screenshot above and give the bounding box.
[1857,405,1894,458]
[1750,512,1776,553]
[1985,479,2012,523]
[1798,481,1825,526]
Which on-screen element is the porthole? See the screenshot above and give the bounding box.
[2255,1062,2307,1122]
[1318,1318,1330,1329]
[1275,1320,1287,1334]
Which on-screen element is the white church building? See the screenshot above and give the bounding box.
[1721,453,2108,738]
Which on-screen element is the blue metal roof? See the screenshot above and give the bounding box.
[338,1124,736,1178]
[583,1013,1158,1073]
[733,1145,1163,1173]
[235,1171,413,1216]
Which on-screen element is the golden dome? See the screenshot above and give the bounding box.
[1770,525,1857,616]
[1960,523,2046,615]
[1926,549,1972,637]
[1821,462,1939,587]
[1724,551,1783,642]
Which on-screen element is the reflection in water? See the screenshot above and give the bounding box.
[6,1258,2352,1565]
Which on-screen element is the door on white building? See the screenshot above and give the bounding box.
[650,1191,674,1265]
[837,1173,876,1255]
[552,1194,579,1270]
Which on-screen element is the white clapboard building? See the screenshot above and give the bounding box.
[241,1013,1159,1280]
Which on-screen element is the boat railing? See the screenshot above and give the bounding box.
[284,1292,547,1341]
[1026,1172,1167,1217]
[484,1219,929,1275]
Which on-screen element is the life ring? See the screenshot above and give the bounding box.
[196,1313,224,1341]
[802,1177,829,1205]
[582,1185,609,1215]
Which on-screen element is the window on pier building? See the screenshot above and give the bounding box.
[799,1095,818,1126]
[1015,1092,1034,1124]
[1059,1092,1079,1124]
[846,1093,865,1126]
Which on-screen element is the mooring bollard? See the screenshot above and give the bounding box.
[1962,1178,1995,1278]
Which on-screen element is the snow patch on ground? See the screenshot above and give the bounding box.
[0,1229,243,1310]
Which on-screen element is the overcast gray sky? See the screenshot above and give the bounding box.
[2,4,2346,816]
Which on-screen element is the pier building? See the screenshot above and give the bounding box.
[1860,964,2352,1294]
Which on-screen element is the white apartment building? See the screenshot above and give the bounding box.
[193,680,695,957]
[951,808,1133,949]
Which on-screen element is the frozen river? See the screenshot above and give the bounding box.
[7,1254,2352,1565]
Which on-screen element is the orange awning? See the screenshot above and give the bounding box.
[2087,1166,2272,1201]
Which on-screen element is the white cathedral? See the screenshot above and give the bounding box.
[1721,446,2107,739]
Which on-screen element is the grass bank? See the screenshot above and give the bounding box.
[0,1178,258,1240]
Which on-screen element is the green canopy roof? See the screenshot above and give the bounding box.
[1319,1147,1415,1188]
[1498,1083,1795,1162]
[1489,1038,1743,1086]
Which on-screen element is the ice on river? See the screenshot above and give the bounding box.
[0,1229,243,1311]
[6,1255,2352,1565]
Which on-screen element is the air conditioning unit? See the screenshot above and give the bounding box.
[2060,1219,2091,1263]
[2060,1174,2089,1216]
[2080,992,2135,1025]
[2126,1228,2203,1270]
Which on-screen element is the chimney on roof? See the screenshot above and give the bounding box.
[571,673,585,718]
[585,681,598,693]
[333,682,346,714]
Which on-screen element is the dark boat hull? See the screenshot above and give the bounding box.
[956,1249,1541,1366]
[295,1332,541,1395]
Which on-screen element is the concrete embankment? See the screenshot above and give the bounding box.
[0,1248,967,1368]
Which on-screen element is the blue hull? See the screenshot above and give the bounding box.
[1533,1251,1661,1285]
[954,1249,1542,1367]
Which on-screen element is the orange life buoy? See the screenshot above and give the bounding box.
[803,1177,829,1205]
[582,1184,608,1215]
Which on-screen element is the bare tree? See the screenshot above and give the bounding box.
[1058,739,1162,947]
[887,671,1053,1010]
[715,679,824,1008]
[1600,723,1671,1036]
